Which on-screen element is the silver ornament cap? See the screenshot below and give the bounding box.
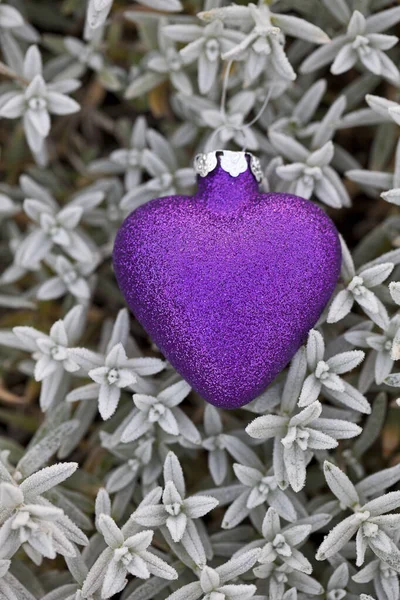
[194,150,263,182]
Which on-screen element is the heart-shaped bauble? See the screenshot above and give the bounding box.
[113,151,341,409]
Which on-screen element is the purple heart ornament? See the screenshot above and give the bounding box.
[113,150,341,409]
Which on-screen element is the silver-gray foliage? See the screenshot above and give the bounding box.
[0,1,400,599]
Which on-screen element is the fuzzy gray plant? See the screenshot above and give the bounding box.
[1,1,400,600]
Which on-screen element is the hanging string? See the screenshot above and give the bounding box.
[207,59,234,150]
[207,60,272,153]
[241,88,272,153]
[220,59,234,122]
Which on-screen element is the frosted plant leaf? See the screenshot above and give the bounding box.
[311,95,349,153]
[199,2,329,44]
[0,193,19,219]
[271,133,348,208]
[202,404,229,485]
[0,558,37,600]
[163,20,243,95]
[327,236,392,328]
[164,549,260,600]
[326,462,400,512]
[82,514,177,599]
[246,399,362,491]
[389,281,400,305]
[124,65,165,101]
[381,188,400,206]
[88,0,183,34]
[146,128,195,185]
[0,3,24,30]
[340,392,387,470]
[298,328,369,413]
[0,0,38,73]
[0,292,36,311]
[68,341,165,420]
[85,0,113,33]
[133,451,218,566]
[120,380,200,444]
[346,135,400,208]
[16,417,79,478]
[301,7,400,82]
[346,167,395,195]
[366,93,400,127]
[325,562,350,600]
[0,305,86,411]
[0,230,28,285]
[137,0,182,10]
[316,461,400,569]
[0,45,80,156]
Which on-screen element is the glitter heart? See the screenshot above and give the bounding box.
[113,151,341,409]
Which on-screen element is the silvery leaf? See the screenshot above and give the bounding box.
[316,513,361,560]
[246,415,288,440]
[327,350,364,374]
[362,491,400,516]
[163,452,185,498]
[323,461,360,508]
[20,462,78,499]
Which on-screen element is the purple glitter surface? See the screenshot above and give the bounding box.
[113,161,341,409]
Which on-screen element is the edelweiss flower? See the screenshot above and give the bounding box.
[199,1,329,85]
[328,237,393,328]
[164,549,260,600]
[0,305,86,411]
[302,6,400,82]
[133,452,218,566]
[0,462,87,564]
[316,462,400,569]
[68,341,165,420]
[164,20,243,94]
[331,11,399,80]
[86,516,177,599]
[248,508,313,575]
[121,380,200,444]
[271,133,348,208]
[299,328,367,411]
[0,46,80,154]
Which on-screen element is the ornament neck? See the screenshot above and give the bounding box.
[194,150,262,212]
